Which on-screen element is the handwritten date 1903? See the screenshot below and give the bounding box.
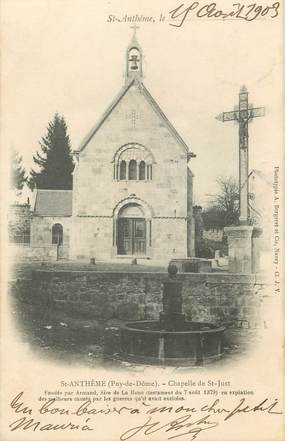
[169,2,280,27]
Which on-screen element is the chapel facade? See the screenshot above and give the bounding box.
[30,32,195,262]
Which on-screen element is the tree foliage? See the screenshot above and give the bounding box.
[10,148,27,192]
[203,177,239,228]
[29,113,74,190]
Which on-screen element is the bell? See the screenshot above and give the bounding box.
[129,55,139,70]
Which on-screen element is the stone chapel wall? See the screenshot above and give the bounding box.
[71,83,191,261]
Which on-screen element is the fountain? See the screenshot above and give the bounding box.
[119,264,225,365]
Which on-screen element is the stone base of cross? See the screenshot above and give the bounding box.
[224,225,253,273]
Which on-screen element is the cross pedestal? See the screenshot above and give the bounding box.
[252,227,263,273]
[224,226,253,273]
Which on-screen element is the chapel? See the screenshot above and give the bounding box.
[30,30,196,262]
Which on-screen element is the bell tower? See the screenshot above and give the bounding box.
[126,25,143,83]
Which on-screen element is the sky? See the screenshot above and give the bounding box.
[1,0,283,205]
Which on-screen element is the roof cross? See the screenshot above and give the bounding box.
[130,24,140,38]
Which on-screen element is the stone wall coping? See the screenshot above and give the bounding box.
[224,226,254,232]
[32,270,168,274]
[171,258,211,263]
[255,273,271,285]
[30,270,270,285]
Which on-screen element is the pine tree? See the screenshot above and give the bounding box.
[29,113,74,190]
[10,148,27,193]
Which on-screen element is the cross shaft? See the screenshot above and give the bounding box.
[216,86,265,225]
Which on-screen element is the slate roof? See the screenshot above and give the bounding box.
[75,79,193,156]
[33,190,72,216]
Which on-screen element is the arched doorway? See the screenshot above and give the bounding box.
[117,204,146,255]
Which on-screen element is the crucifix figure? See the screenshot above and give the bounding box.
[216,86,265,225]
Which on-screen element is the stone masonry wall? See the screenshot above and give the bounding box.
[10,245,58,261]
[11,271,269,329]
[70,217,187,261]
[74,84,189,219]
[8,204,31,242]
[71,81,194,261]
[31,216,71,259]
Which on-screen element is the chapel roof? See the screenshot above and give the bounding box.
[75,32,195,159]
[33,189,72,216]
[76,79,192,157]
[248,169,272,186]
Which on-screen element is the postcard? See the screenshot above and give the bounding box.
[0,0,283,440]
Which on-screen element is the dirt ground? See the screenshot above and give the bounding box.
[10,259,227,279]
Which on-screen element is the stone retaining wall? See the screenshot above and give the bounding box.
[9,245,58,261]
[8,204,31,241]
[10,271,270,329]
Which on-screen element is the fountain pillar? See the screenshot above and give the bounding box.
[160,264,185,331]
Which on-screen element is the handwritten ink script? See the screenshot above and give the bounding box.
[8,391,283,440]
[169,2,280,26]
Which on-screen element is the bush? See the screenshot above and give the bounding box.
[195,238,228,258]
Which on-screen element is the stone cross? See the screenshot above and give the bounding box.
[216,86,265,225]
[126,109,139,128]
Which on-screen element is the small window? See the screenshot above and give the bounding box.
[139,161,146,180]
[129,159,137,180]
[52,223,63,245]
[119,160,126,180]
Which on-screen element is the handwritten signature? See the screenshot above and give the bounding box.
[120,414,218,441]
[168,2,280,27]
[8,392,283,439]
[120,397,283,440]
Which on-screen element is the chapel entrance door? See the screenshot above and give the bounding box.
[117,218,146,255]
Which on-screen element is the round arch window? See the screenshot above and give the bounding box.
[129,159,137,180]
[113,143,155,181]
[52,223,63,245]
